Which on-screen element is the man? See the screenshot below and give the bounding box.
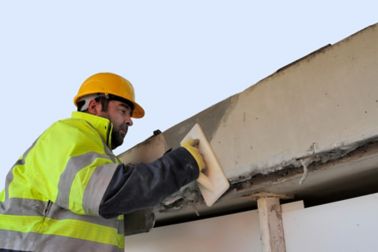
[0,72,205,252]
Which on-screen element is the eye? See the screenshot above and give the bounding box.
[118,107,131,116]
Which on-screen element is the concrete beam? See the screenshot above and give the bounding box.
[118,23,378,230]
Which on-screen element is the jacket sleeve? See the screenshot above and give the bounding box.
[99,147,199,218]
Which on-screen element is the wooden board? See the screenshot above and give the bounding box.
[181,123,230,206]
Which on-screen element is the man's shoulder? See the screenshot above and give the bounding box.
[44,116,95,137]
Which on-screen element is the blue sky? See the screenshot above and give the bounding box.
[0,1,377,188]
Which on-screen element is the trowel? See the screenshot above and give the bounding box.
[181,123,230,206]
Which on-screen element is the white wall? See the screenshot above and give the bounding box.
[284,193,378,252]
[126,193,378,251]
[125,202,303,252]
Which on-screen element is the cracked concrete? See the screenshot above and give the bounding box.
[119,23,378,230]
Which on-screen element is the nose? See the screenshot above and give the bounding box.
[126,116,133,126]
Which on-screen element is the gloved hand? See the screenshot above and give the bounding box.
[181,138,206,172]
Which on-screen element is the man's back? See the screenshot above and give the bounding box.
[0,112,125,251]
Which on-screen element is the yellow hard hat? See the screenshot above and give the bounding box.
[74,72,145,118]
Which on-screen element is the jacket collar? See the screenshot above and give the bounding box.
[71,111,113,148]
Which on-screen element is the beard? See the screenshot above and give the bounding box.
[111,126,126,149]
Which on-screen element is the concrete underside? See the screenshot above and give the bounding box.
[119,23,378,229]
[155,139,378,226]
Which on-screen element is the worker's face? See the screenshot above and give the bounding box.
[106,100,133,149]
[91,100,133,149]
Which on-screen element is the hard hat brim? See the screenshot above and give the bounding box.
[130,101,145,118]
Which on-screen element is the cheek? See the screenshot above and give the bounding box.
[111,114,126,128]
[111,116,122,127]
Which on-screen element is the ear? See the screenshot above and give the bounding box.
[87,99,102,115]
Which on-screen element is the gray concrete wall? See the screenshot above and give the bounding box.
[213,24,378,179]
[120,23,378,182]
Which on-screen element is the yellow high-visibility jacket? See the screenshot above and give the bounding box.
[0,112,126,251]
[0,111,199,252]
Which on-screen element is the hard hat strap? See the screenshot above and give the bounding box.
[95,95,110,112]
[77,93,135,115]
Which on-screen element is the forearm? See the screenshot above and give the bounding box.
[99,147,199,218]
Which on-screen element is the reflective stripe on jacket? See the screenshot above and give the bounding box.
[0,112,124,251]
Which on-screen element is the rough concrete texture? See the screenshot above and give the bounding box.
[118,23,378,221]
[159,23,378,181]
